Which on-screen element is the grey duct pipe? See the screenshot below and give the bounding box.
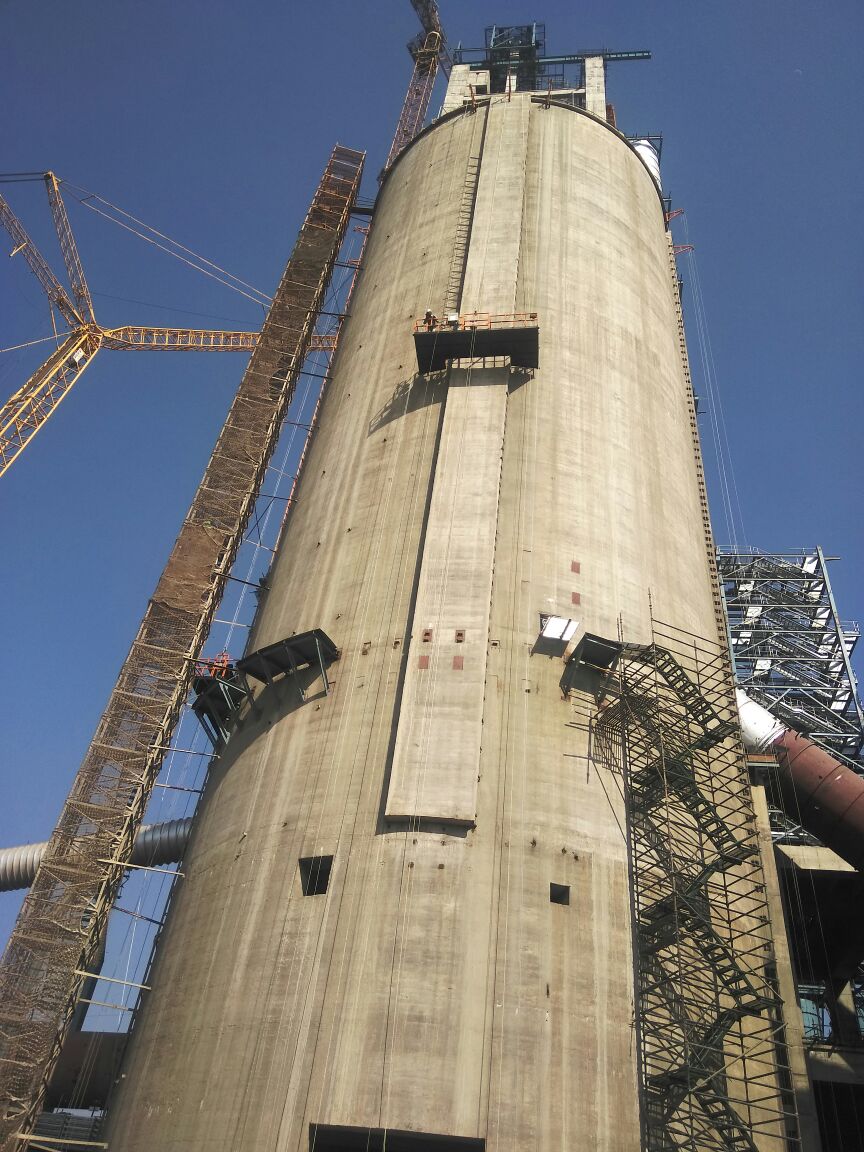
[737,689,864,871]
[0,817,192,893]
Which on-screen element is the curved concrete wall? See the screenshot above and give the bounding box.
[106,96,719,1151]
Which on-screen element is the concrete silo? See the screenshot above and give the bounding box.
[103,31,799,1152]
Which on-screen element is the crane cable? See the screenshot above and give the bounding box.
[0,332,71,354]
[1,170,272,307]
[680,213,748,552]
[56,178,272,309]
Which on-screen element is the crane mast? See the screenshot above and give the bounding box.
[0,191,81,329]
[384,0,449,171]
[43,172,96,324]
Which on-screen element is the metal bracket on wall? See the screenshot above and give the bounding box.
[237,629,340,702]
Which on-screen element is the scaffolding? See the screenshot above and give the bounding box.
[29,213,370,1142]
[717,548,863,766]
[589,618,801,1151]
[0,144,364,1152]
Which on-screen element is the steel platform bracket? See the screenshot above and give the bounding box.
[191,671,251,746]
[237,628,340,701]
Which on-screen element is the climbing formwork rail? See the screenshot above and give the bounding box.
[0,143,364,1151]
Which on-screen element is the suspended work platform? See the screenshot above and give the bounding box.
[191,657,251,745]
[191,630,340,746]
[413,311,539,373]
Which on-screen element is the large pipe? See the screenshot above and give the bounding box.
[737,689,864,871]
[0,817,192,893]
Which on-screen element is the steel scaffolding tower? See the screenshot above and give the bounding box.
[0,145,364,1152]
[717,548,863,767]
[590,619,800,1151]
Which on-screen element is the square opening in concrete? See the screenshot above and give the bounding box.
[299,855,333,896]
[309,1125,485,1152]
[550,883,570,906]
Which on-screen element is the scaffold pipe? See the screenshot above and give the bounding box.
[737,688,864,871]
[0,817,192,893]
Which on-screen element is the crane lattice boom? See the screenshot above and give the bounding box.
[44,172,95,324]
[0,179,344,476]
[409,0,443,38]
[384,1,449,172]
[0,191,80,328]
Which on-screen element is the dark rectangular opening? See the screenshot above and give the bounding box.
[299,855,333,896]
[550,882,570,906]
[814,1081,864,1151]
[310,1126,485,1152]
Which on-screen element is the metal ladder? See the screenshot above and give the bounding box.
[443,156,480,315]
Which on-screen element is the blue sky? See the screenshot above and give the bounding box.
[1,0,862,947]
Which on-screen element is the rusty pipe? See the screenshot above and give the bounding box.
[737,689,864,871]
[771,730,864,871]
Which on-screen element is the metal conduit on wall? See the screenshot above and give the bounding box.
[0,818,192,893]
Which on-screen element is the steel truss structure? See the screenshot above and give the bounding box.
[0,173,339,479]
[717,548,863,766]
[385,28,446,171]
[592,619,800,1151]
[0,144,364,1152]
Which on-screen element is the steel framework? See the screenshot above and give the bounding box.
[717,548,863,766]
[384,30,445,171]
[591,618,801,1151]
[383,1,449,172]
[0,143,364,1151]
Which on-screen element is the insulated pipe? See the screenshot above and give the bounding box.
[0,817,192,893]
[737,689,864,871]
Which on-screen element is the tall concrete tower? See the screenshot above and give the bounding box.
[103,26,798,1152]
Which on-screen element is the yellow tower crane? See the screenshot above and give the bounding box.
[0,172,335,477]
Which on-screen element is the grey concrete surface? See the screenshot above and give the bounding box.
[441,65,491,115]
[105,95,741,1152]
[584,58,606,117]
[752,783,825,1150]
[386,369,507,824]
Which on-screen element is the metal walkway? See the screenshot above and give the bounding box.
[588,620,801,1151]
